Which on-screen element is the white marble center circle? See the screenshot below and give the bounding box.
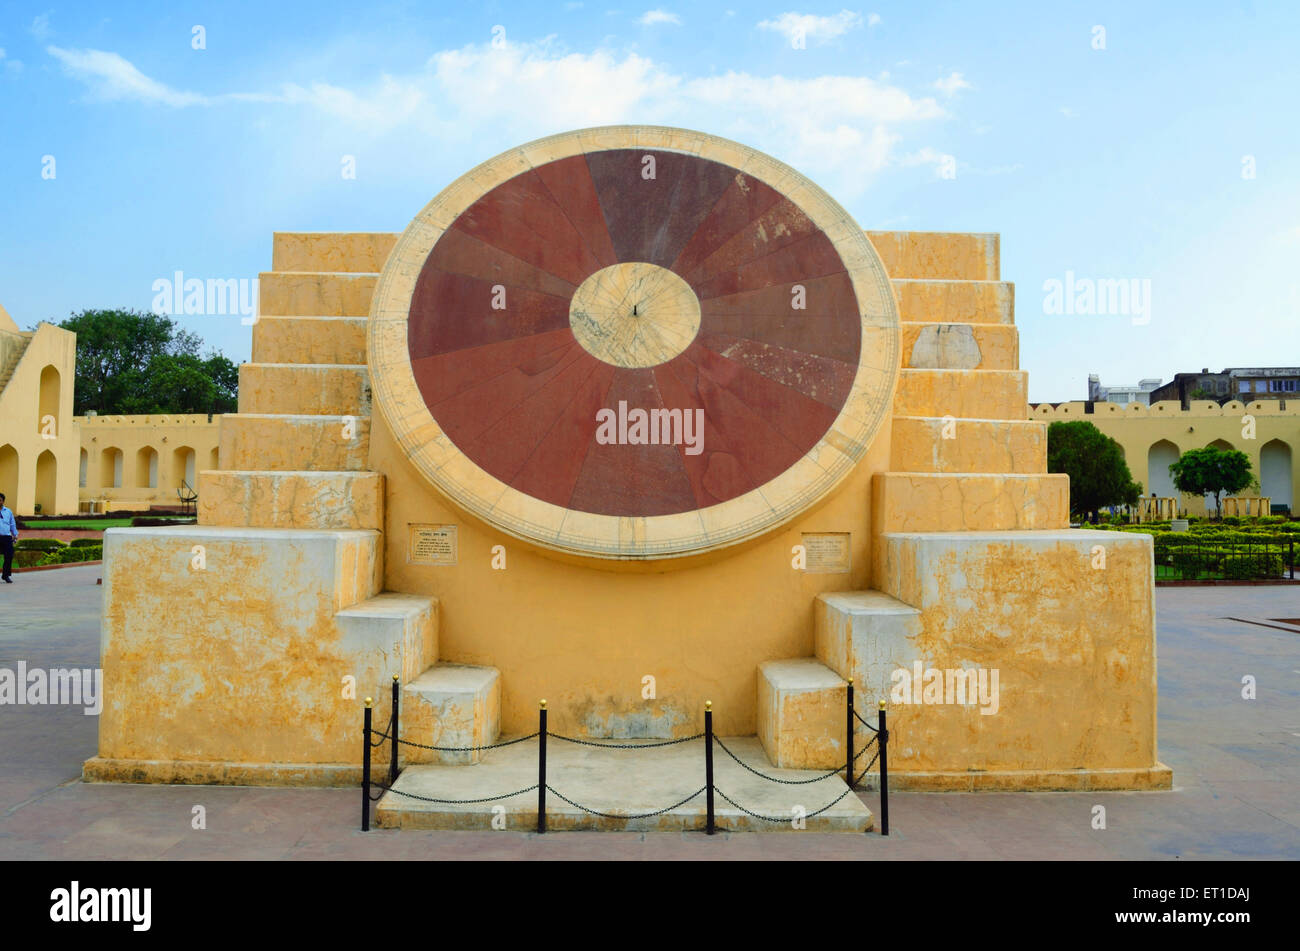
[568,262,702,369]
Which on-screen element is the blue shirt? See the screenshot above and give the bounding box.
[0,506,16,539]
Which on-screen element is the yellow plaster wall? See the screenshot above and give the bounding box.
[0,322,80,515]
[369,413,892,738]
[877,529,1163,784]
[77,414,220,510]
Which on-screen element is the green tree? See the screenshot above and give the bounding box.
[1047,420,1143,522]
[1168,446,1256,518]
[56,308,236,415]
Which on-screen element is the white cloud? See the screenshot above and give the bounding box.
[30,13,51,39]
[45,38,954,198]
[638,9,681,25]
[932,71,970,96]
[868,13,881,26]
[1059,106,1079,119]
[47,46,211,106]
[897,146,949,169]
[758,10,863,45]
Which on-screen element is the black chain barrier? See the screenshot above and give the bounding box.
[714,786,855,824]
[369,781,540,805]
[392,732,540,753]
[853,749,881,787]
[713,736,845,784]
[546,785,706,820]
[550,732,704,749]
[359,679,892,836]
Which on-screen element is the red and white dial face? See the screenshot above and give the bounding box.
[371,127,898,559]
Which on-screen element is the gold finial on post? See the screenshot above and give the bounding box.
[365,697,372,707]
[705,700,712,711]
[848,677,854,685]
[878,699,886,710]
[539,699,547,709]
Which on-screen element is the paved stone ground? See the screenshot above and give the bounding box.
[1,565,1296,860]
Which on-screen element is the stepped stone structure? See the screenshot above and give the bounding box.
[84,127,1170,823]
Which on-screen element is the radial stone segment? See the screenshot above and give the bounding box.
[369,126,900,559]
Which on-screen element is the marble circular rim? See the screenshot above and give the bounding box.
[368,125,900,561]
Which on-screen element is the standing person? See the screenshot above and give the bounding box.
[0,492,16,583]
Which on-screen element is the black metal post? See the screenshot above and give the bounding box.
[361,698,372,832]
[390,675,400,785]
[537,700,547,834]
[1291,539,1294,580]
[846,678,855,789]
[705,701,715,835]
[878,699,889,836]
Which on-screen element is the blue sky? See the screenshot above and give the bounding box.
[1,1,1296,401]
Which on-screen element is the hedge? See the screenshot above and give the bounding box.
[38,545,103,565]
[16,538,66,552]
[68,537,103,548]
[15,550,46,568]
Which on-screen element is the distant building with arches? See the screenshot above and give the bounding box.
[76,414,219,511]
[1029,399,1297,516]
[0,308,80,516]
[0,304,218,516]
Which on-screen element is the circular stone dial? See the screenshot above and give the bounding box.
[370,126,899,559]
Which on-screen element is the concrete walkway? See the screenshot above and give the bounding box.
[1,565,1297,859]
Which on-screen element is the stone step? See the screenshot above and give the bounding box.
[376,735,871,832]
[894,368,1028,420]
[872,529,1167,785]
[219,414,370,472]
[901,322,1018,370]
[868,231,1000,281]
[272,232,395,274]
[814,590,922,693]
[252,315,368,365]
[757,658,847,770]
[335,593,439,690]
[197,470,383,530]
[259,272,376,318]
[270,229,999,284]
[892,280,1015,325]
[238,363,370,416]
[889,416,1047,474]
[872,472,1070,533]
[90,525,404,782]
[401,663,502,766]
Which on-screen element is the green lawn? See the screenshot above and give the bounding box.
[20,517,190,530]
[20,519,130,530]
